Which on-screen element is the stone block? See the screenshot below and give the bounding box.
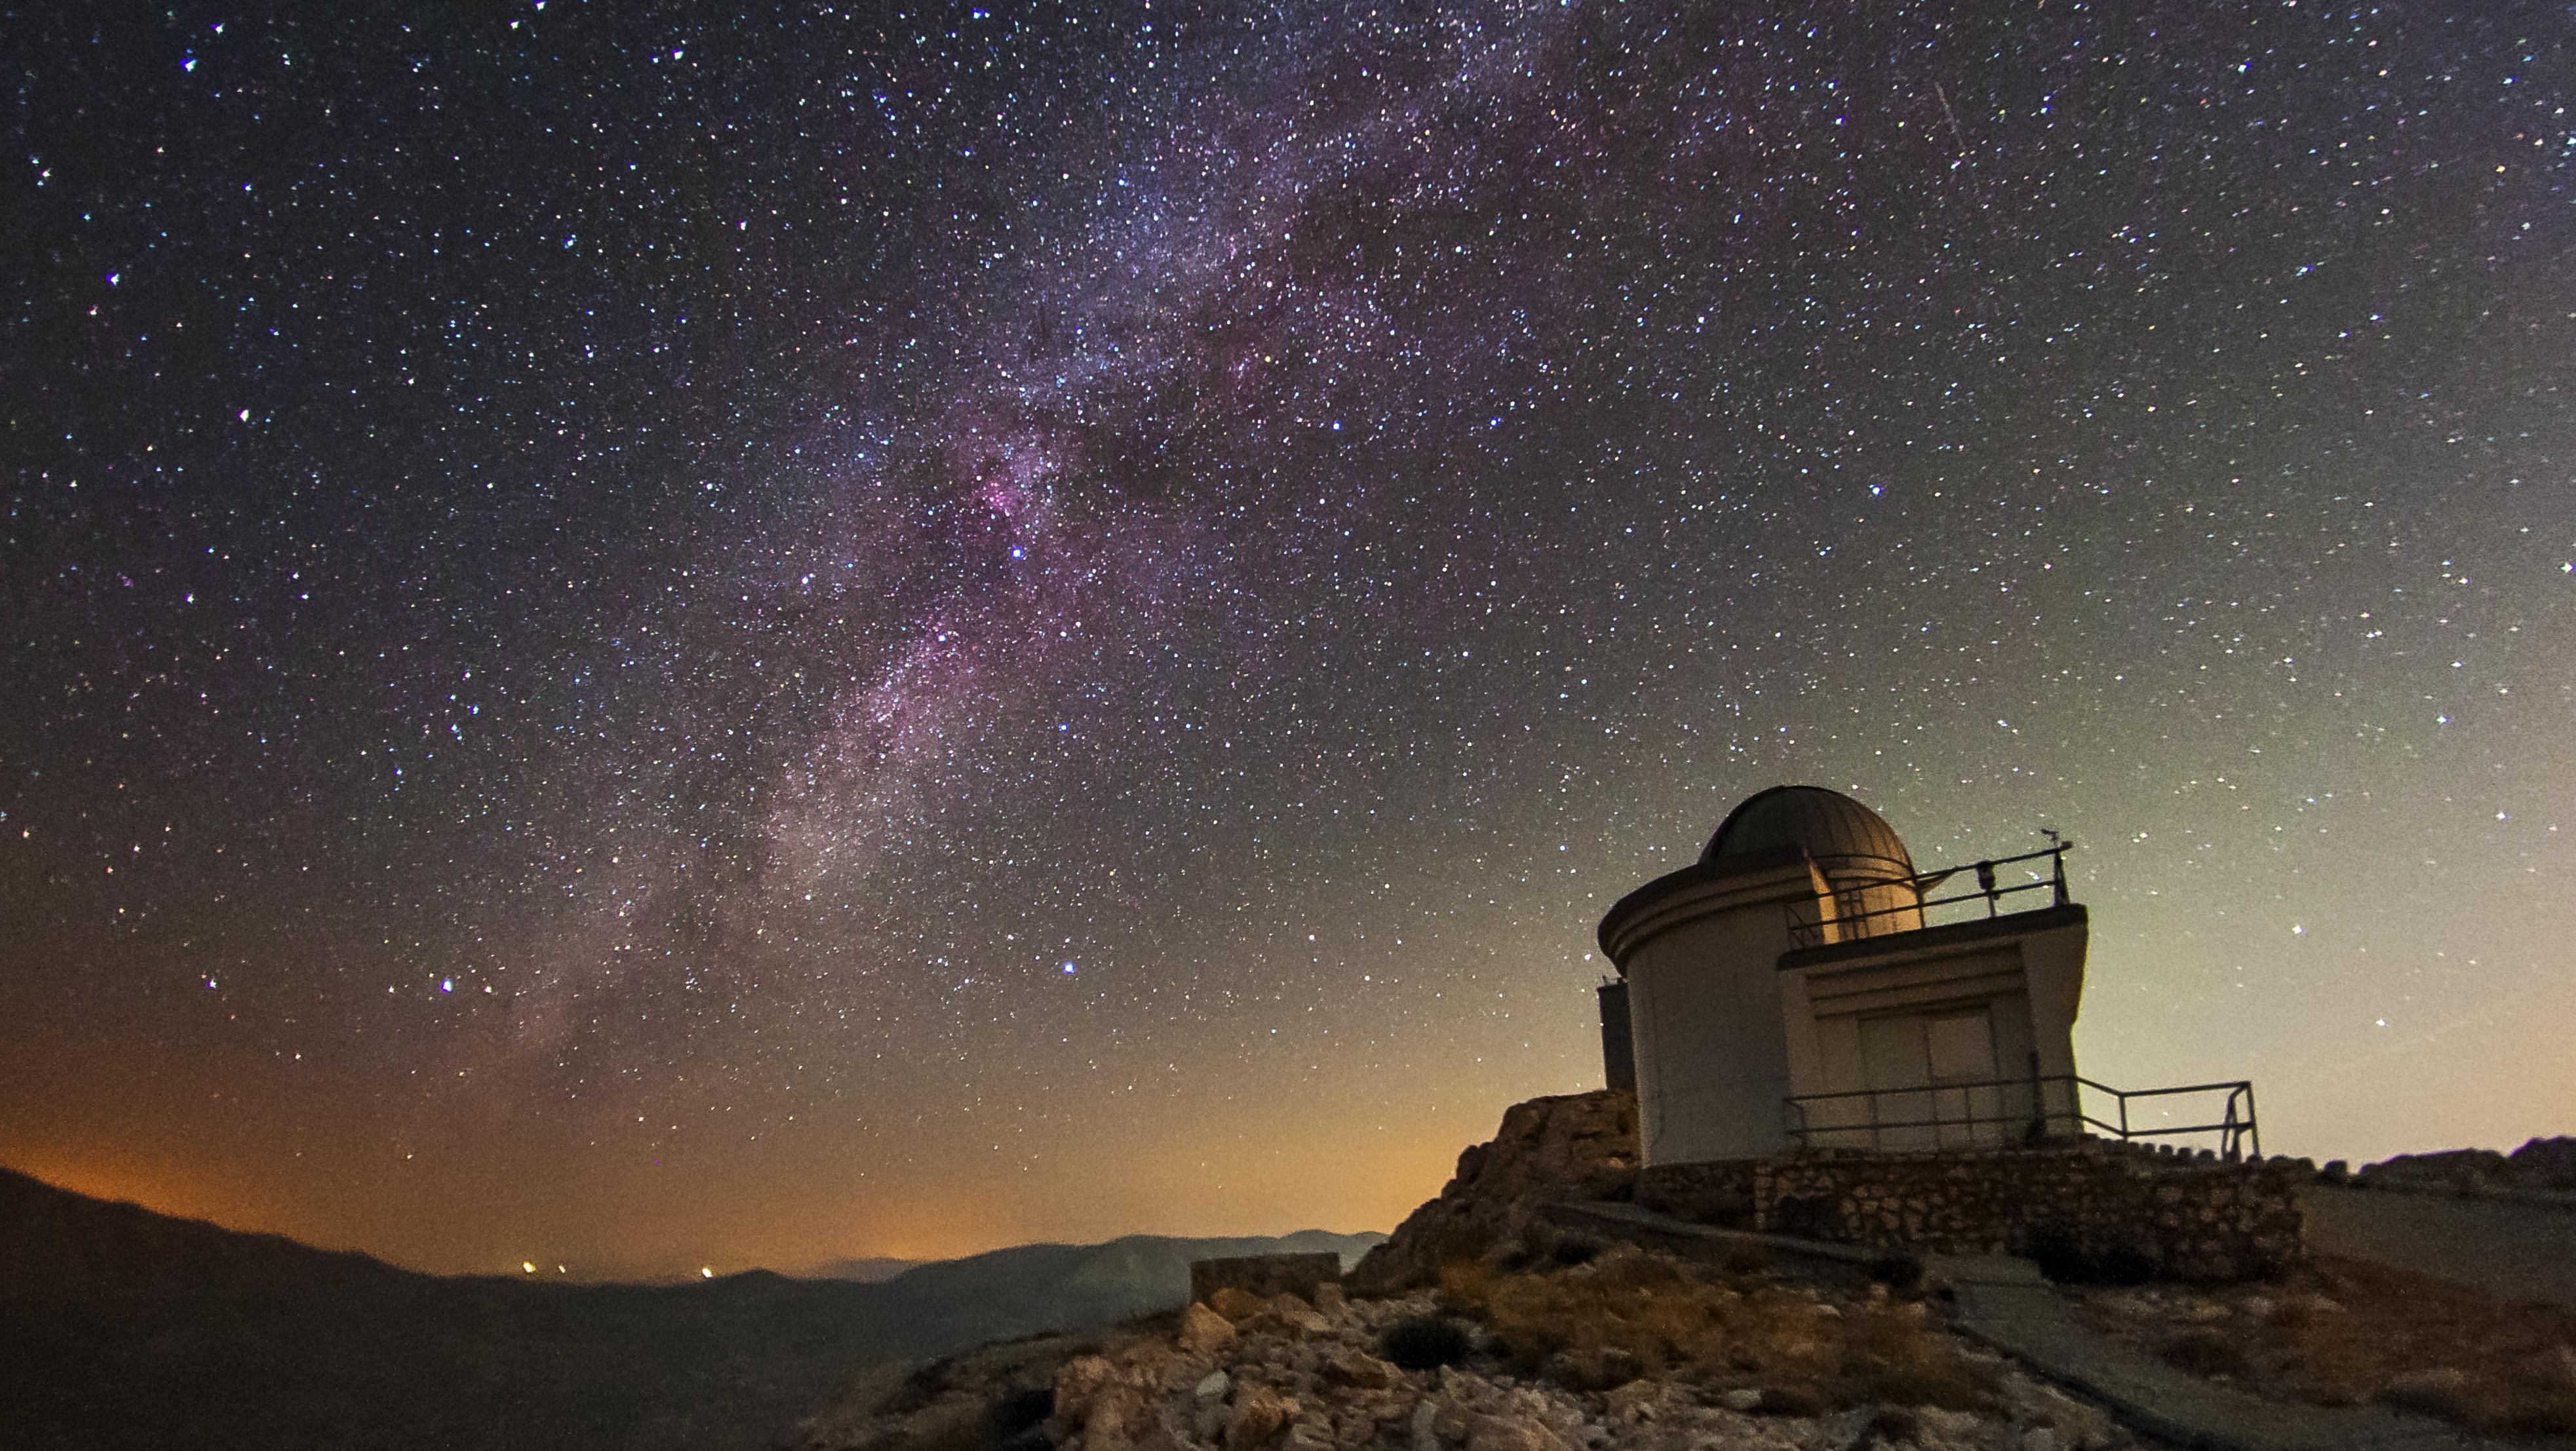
[1192,1252,1344,1307]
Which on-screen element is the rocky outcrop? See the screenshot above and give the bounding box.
[2512,1138,2576,1190]
[787,1333,1084,1451]
[2355,1136,2576,1201]
[792,1258,2124,1451]
[1347,1093,1637,1296]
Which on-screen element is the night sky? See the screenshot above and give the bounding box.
[4,1,2571,1281]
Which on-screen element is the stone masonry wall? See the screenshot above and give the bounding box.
[1633,1159,1758,1229]
[1642,1140,2304,1283]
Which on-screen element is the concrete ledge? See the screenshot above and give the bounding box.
[1546,1199,1884,1268]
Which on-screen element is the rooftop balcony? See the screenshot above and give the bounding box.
[1786,841,2075,950]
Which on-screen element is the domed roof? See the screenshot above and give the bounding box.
[1703,785,1915,882]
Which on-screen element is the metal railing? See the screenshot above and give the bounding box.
[1782,1072,2260,1161]
[1786,842,2074,950]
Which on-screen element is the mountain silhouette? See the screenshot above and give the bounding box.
[0,1167,1379,1451]
[806,1256,924,1283]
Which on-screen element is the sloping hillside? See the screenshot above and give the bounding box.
[0,1167,1377,1451]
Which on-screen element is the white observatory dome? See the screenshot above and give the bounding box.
[1703,784,1916,880]
[1704,786,1920,938]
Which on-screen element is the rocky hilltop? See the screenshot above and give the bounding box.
[1348,1091,1637,1297]
[794,1093,2125,1451]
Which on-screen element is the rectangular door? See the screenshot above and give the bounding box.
[1924,1009,2002,1147]
[1858,1007,2002,1150]
[1858,1014,1936,1150]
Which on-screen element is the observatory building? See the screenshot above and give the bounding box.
[1596,786,2089,1165]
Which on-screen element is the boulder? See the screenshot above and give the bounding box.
[1316,1349,1401,1391]
[1266,1306,1335,1340]
[1464,1412,1572,1451]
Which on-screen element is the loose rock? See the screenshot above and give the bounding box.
[1228,1385,1298,1448]
[1181,1302,1239,1355]
[1213,1287,1270,1322]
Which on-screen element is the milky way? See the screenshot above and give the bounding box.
[5,1,2571,1277]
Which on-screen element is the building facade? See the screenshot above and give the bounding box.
[1597,786,2088,1165]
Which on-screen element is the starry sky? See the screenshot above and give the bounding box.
[3,0,2571,1281]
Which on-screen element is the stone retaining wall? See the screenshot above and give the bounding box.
[1631,1159,1759,1229]
[1188,1252,1342,1306]
[1641,1140,2303,1283]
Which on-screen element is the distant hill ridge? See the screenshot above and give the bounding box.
[0,1165,1381,1451]
[813,1255,926,1283]
[2347,1136,2576,1205]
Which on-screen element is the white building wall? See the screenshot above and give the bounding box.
[1619,863,1820,1165]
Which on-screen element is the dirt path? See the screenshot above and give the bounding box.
[2299,1186,2576,1309]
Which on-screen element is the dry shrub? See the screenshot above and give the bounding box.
[2274,1260,2576,1435]
[2093,1257,2576,1437]
[1441,1249,1995,1412]
[1719,1241,1774,1279]
[1864,1252,1926,1298]
[1438,1257,1498,1314]
[989,1387,1055,1442]
[1837,1302,1999,1413]
[1381,1315,1475,1372]
[2023,1222,2156,1287]
[1551,1235,1607,1267]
